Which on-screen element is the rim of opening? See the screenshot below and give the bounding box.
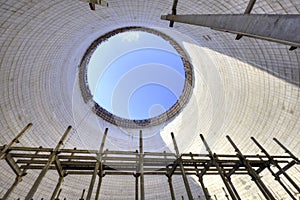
[79,27,194,128]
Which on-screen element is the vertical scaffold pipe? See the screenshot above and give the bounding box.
[139,130,145,200]
[25,126,72,200]
[50,176,64,200]
[87,128,108,200]
[171,132,193,200]
[200,134,239,200]
[251,137,299,195]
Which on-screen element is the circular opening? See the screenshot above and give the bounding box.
[79,27,193,128]
[87,32,185,120]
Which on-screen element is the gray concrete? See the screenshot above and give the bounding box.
[0,0,300,199]
[161,14,300,47]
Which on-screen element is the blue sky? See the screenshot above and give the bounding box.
[87,31,185,120]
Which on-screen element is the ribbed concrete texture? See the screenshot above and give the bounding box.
[1,0,300,199]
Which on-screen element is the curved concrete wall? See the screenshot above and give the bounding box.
[0,0,299,199]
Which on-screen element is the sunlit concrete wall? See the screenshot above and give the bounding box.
[0,0,300,199]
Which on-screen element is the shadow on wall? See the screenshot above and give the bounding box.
[171,23,300,87]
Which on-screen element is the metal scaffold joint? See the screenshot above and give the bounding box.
[1,126,299,199]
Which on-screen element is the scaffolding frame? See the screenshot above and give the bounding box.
[0,124,299,200]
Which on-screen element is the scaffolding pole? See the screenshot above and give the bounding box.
[169,0,178,27]
[199,177,211,200]
[2,176,23,200]
[95,172,103,200]
[55,188,62,200]
[166,151,175,200]
[0,123,32,160]
[50,176,64,200]
[87,128,108,200]
[133,173,139,200]
[25,126,72,200]
[167,176,176,200]
[251,137,300,194]
[258,154,297,200]
[273,138,299,163]
[189,152,210,200]
[200,134,239,200]
[226,177,241,200]
[134,149,139,200]
[2,146,42,200]
[171,132,193,200]
[139,130,145,200]
[226,135,275,200]
[1,128,299,200]
[79,189,85,200]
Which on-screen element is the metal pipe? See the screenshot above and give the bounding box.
[273,138,299,163]
[251,137,300,193]
[87,128,108,200]
[213,154,239,200]
[139,130,145,200]
[200,134,238,200]
[199,177,211,200]
[257,155,297,200]
[134,149,139,200]
[25,126,72,200]
[171,132,193,200]
[0,123,33,159]
[165,151,175,200]
[134,175,139,200]
[79,189,85,200]
[95,147,107,200]
[2,146,42,200]
[190,152,210,200]
[245,0,256,13]
[227,177,241,200]
[95,174,103,200]
[222,187,230,200]
[169,0,178,27]
[2,176,22,200]
[226,135,275,200]
[50,177,64,200]
[168,176,176,200]
[55,188,62,200]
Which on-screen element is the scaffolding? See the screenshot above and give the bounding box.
[0,124,299,200]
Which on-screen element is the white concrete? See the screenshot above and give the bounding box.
[0,0,300,199]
